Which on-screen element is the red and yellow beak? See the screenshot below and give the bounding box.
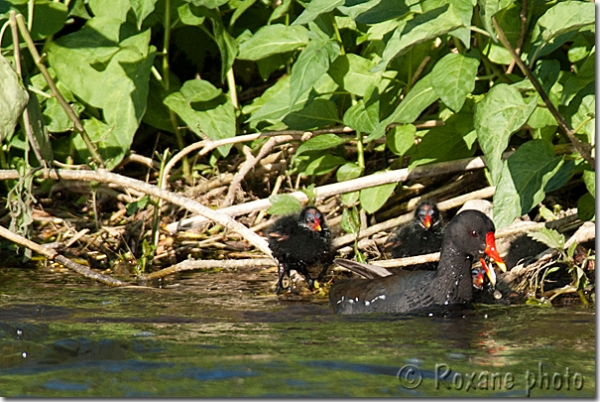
[422,214,433,229]
[312,218,322,232]
[479,231,507,286]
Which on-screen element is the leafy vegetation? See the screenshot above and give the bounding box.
[0,0,595,293]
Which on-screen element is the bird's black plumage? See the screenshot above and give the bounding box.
[329,210,505,314]
[384,200,444,269]
[266,206,333,293]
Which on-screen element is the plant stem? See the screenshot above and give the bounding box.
[162,0,191,182]
[14,12,105,168]
[492,16,595,169]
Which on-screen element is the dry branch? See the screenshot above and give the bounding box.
[140,258,275,281]
[0,224,126,286]
[0,169,274,259]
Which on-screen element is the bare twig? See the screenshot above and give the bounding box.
[0,224,126,286]
[167,152,509,233]
[0,169,274,259]
[492,16,595,169]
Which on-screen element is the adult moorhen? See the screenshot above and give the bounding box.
[266,206,334,293]
[329,210,506,314]
[384,200,444,270]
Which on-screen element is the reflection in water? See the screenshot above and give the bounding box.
[0,268,594,397]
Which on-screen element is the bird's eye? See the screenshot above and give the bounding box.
[469,230,478,238]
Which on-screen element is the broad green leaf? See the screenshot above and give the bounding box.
[48,28,154,169]
[577,193,595,221]
[409,127,476,170]
[352,0,418,25]
[292,0,344,26]
[289,38,338,107]
[302,154,347,176]
[477,0,511,38]
[177,2,206,25]
[360,181,396,214]
[230,0,257,26]
[343,89,379,133]
[237,24,309,60]
[295,134,346,156]
[89,0,130,21]
[564,81,595,144]
[202,7,238,81]
[483,4,522,65]
[336,162,363,182]
[474,83,537,185]
[43,96,85,133]
[369,74,439,141]
[493,140,564,229]
[329,54,380,97]
[283,98,340,130]
[375,4,463,71]
[189,0,229,8]
[528,227,564,250]
[164,80,236,157]
[130,0,158,29]
[583,170,595,198]
[26,0,68,41]
[533,59,560,95]
[180,79,222,102]
[0,53,29,142]
[430,51,479,112]
[386,124,415,157]
[448,0,474,47]
[268,0,292,23]
[267,194,303,215]
[533,1,595,45]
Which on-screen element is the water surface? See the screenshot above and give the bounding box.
[0,267,594,397]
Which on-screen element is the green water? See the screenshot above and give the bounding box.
[0,267,595,397]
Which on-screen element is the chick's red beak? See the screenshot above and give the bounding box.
[479,231,507,286]
[422,214,432,229]
[312,218,322,232]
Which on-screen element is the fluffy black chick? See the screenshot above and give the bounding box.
[384,200,444,269]
[266,206,333,293]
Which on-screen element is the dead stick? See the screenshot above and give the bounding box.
[0,224,126,286]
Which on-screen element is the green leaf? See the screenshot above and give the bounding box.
[180,79,222,102]
[533,59,560,96]
[533,1,595,45]
[302,154,347,176]
[474,83,537,185]
[343,89,379,133]
[369,74,439,141]
[336,162,363,182]
[292,0,344,26]
[267,194,303,216]
[230,0,257,26]
[164,80,236,157]
[237,24,309,60]
[25,94,54,163]
[89,0,130,21]
[477,0,511,38]
[289,37,338,107]
[493,140,564,228]
[189,0,229,8]
[375,4,463,71]
[577,193,595,222]
[296,134,346,156]
[386,124,415,157]
[268,0,292,23]
[283,98,340,130]
[341,206,361,235]
[527,227,565,251]
[48,28,154,169]
[360,181,396,214]
[430,51,479,112]
[583,170,595,198]
[130,0,158,29]
[329,54,380,97]
[0,53,29,142]
[204,8,238,81]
